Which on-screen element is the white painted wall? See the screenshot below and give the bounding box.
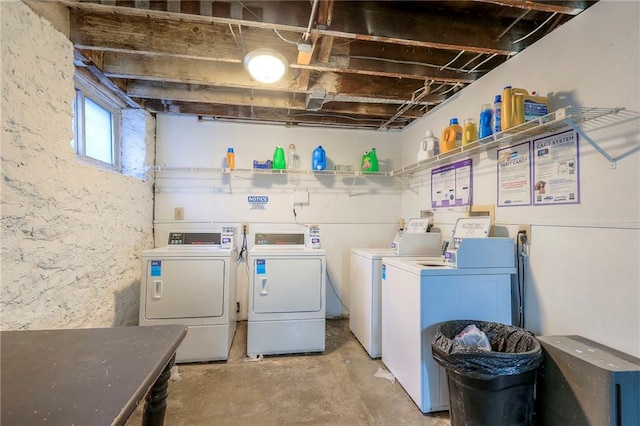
[1,1,156,329]
[154,115,401,318]
[400,1,640,357]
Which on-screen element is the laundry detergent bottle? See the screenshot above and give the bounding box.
[417,130,439,161]
[273,145,286,169]
[361,151,370,171]
[312,145,326,170]
[479,104,493,139]
[493,94,502,134]
[462,119,477,146]
[368,148,379,172]
[226,147,235,169]
[502,86,549,131]
[441,118,462,153]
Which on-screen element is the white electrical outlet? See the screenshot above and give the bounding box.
[174,207,184,220]
[518,224,531,244]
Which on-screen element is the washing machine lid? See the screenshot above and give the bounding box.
[351,248,395,260]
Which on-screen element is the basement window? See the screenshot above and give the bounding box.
[72,74,121,169]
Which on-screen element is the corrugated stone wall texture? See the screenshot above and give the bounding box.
[1,1,155,329]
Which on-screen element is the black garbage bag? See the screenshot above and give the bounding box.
[432,320,542,380]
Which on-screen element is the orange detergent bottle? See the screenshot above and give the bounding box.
[441,118,462,153]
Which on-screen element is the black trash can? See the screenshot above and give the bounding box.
[431,320,542,426]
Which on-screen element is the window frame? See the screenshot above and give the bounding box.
[73,73,122,170]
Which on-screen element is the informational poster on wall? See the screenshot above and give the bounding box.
[431,159,472,211]
[532,129,580,205]
[497,141,532,207]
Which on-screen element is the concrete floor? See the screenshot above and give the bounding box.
[127,319,450,425]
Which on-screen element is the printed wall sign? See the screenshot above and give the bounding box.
[431,158,472,211]
[248,195,269,210]
[532,130,580,205]
[497,141,532,207]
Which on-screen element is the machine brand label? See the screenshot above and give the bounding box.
[256,259,266,274]
[381,264,386,280]
[150,260,162,277]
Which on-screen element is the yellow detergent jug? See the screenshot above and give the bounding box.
[462,119,477,146]
[441,118,462,153]
[502,86,549,131]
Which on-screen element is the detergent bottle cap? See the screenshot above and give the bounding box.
[504,85,512,89]
[449,118,459,125]
[494,94,502,103]
[227,147,234,153]
[424,130,435,138]
[482,104,492,110]
[288,143,296,150]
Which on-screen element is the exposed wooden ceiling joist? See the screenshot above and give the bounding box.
[54,0,596,130]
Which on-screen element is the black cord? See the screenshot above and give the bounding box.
[326,266,350,315]
[238,227,248,263]
[516,231,527,328]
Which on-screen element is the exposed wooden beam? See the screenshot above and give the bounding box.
[101,52,308,92]
[316,0,335,63]
[473,0,586,15]
[136,99,406,129]
[126,81,307,110]
[320,102,423,119]
[70,9,479,84]
[61,0,531,55]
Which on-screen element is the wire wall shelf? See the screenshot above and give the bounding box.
[151,106,626,179]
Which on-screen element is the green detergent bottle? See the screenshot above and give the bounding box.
[361,148,379,172]
[273,145,286,170]
[369,148,379,172]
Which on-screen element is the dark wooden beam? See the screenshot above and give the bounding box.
[101,52,308,92]
[473,0,587,15]
[70,9,479,84]
[62,0,535,55]
[136,99,407,129]
[126,80,307,109]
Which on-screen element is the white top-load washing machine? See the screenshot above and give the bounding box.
[140,230,237,363]
[381,217,516,413]
[248,226,326,356]
[350,218,442,358]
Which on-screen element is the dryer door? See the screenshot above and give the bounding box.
[144,258,225,319]
[252,257,323,314]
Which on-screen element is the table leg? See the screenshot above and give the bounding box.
[142,354,175,426]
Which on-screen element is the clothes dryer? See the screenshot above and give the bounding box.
[140,231,237,363]
[248,231,326,356]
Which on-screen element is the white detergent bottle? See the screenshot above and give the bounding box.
[417,130,439,162]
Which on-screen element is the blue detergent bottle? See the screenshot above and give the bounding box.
[479,104,493,139]
[312,146,326,170]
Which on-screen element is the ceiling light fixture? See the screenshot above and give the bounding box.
[243,49,288,84]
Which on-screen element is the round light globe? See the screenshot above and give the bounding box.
[244,49,288,84]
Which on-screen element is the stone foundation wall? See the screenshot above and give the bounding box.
[1,1,155,329]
